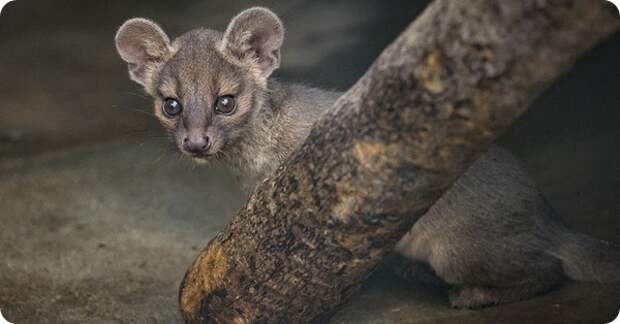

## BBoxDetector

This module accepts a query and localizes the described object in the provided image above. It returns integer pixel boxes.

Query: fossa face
[116,8,284,162]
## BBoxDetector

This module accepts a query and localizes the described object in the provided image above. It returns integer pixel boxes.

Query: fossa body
[115,7,620,309]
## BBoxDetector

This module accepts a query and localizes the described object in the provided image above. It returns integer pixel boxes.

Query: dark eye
[214,95,236,115]
[162,98,183,117]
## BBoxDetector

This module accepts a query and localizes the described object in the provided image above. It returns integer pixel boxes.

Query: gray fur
[115,7,620,309]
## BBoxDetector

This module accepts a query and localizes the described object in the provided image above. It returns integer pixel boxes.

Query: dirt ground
[1,1,619,323]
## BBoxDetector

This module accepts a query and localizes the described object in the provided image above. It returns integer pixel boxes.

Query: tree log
[179,0,619,322]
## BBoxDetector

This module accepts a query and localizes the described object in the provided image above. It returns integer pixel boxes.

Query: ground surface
[1,1,619,323]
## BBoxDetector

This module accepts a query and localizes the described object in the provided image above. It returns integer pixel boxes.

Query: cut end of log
[179,243,234,323]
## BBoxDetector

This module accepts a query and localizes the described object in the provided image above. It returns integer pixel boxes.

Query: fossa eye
[162,98,183,117]
[214,95,236,115]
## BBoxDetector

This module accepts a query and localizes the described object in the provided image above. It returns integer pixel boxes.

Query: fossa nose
[183,134,210,155]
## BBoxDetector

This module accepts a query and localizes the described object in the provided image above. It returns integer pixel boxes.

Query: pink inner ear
[241,31,281,76]
[118,40,146,64]
[127,62,147,84]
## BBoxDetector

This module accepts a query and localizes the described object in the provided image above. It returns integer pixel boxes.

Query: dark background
[0,1,618,323]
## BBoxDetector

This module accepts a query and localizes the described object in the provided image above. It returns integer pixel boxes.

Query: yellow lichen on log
[180,244,229,317]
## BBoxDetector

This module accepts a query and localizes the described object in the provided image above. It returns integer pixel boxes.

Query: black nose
[183,136,210,154]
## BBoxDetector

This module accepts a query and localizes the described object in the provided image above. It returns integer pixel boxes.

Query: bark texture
[179,1,619,322]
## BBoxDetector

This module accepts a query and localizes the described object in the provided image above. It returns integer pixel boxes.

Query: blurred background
[0,1,618,323]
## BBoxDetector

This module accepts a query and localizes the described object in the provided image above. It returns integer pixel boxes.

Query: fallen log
[179,0,619,322]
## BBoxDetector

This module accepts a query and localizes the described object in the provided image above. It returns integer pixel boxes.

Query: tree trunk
[179,0,619,322]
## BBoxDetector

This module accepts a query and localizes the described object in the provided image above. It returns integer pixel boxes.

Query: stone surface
[0,140,245,323]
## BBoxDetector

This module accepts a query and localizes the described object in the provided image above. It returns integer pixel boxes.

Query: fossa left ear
[220,7,284,79]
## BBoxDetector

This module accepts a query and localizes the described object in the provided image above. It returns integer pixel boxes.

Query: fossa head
[115,7,284,162]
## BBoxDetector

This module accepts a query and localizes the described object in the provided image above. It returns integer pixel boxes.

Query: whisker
[112,105,156,119]
[153,145,175,164]
[150,136,175,140]
[123,91,149,99]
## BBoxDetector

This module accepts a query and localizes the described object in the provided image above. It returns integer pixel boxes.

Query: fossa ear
[220,7,284,79]
[115,18,172,89]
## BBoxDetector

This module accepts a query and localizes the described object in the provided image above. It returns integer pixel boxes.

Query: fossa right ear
[115,18,172,91]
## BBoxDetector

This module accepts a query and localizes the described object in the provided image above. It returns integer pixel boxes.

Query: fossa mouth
[191,156,210,165]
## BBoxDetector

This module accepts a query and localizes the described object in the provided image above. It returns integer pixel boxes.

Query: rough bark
[179,0,619,322]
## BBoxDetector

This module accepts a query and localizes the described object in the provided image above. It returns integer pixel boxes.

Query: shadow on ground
[1,1,619,323]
